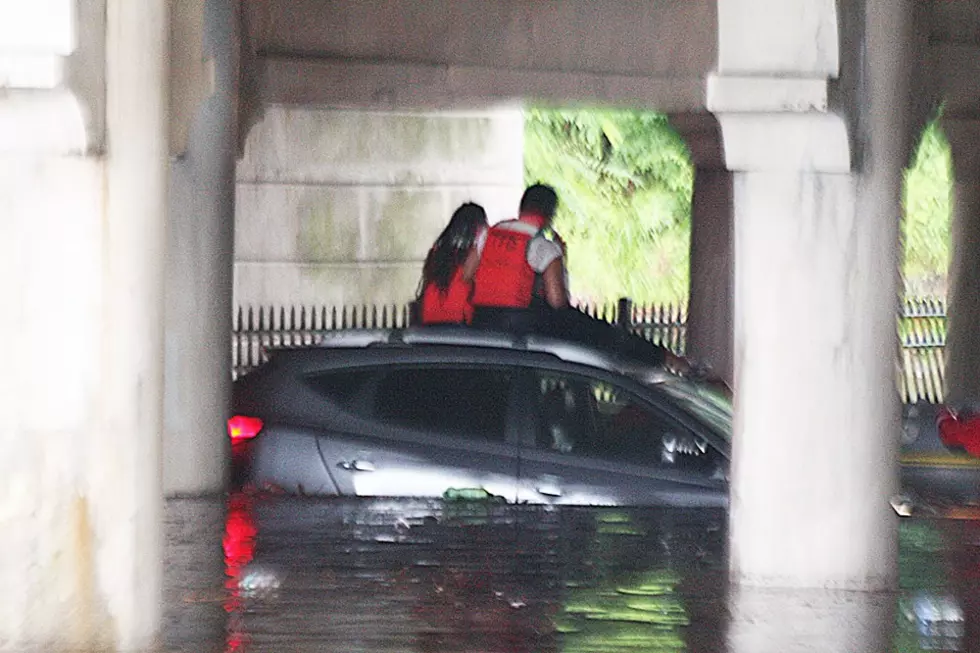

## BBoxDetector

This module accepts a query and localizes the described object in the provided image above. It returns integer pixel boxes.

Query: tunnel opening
[523,107,694,309]
[902,115,953,302]
[233,105,695,314]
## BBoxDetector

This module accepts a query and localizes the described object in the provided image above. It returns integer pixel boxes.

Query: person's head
[518,183,559,227]
[421,202,488,292]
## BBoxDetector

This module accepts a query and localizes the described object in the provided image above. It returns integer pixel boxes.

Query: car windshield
[651,378,733,441]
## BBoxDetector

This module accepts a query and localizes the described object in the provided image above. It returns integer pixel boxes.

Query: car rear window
[373,366,514,443]
[303,370,373,411]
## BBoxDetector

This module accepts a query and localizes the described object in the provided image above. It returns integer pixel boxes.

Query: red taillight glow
[228,415,263,441]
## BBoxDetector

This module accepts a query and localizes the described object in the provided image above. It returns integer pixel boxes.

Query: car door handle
[536,476,562,497]
[337,460,375,472]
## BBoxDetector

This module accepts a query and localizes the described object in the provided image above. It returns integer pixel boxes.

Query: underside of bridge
[2,0,980,650]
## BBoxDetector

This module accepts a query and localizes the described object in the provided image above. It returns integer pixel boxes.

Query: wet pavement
[160,492,980,653]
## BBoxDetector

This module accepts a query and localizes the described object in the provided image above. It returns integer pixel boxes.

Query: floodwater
[164,493,980,653]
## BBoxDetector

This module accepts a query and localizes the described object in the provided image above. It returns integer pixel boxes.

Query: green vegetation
[525,108,954,305]
[902,117,953,299]
[524,108,694,305]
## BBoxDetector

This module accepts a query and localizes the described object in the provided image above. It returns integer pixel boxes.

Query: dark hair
[519,183,558,222]
[420,202,488,294]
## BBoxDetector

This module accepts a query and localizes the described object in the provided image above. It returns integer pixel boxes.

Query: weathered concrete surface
[729,171,901,589]
[687,169,734,385]
[925,2,980,409]
[243,0,714,112]
[0,0,170,649]
[714,0,913,590]
[726,586,896,653]
[718,0,839,76]
[164,0,236,496]
[944,120,980,407]
[234,107,523,307]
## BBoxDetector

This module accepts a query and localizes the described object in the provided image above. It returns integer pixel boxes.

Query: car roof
[258,326,734,447]
[267,325,677,384]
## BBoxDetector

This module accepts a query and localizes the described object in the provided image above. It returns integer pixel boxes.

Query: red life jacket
[471,220,540,309]
[421,268,474,324]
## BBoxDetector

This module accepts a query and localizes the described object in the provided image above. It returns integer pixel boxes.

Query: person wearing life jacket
[466,184,696,375]
[467,184,568,333]
[417,202,489,325]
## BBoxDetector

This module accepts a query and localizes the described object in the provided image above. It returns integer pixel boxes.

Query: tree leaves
[526,106,952,305]
[902,117,952,299]
[524,107,694,304]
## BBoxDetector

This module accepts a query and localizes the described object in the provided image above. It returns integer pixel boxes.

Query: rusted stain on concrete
[68,494,116,651]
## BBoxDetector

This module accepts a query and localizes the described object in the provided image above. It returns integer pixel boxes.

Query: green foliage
[902,118,953,298]
[524,107,953,305]
[523,108,694,305]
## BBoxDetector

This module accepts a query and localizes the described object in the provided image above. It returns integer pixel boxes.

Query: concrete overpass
[2,0,980,650]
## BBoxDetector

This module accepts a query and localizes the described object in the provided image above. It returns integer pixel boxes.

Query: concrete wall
[234,106,524,308]
[244,0,714,114]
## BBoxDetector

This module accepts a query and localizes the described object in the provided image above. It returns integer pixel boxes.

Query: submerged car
[229,326,980,508]
[230,326,732,508]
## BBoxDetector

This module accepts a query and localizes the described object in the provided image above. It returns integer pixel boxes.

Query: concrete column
[711,0,913,590]
[943,120,980,408]
[725,587,894,653]
[687,169,734,384]
[728,169,901,589]
[0,0,169,650]
[164,0,237,495]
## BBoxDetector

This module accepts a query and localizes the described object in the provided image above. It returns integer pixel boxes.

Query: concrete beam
[946,119,980,181]
[927,43,980,119]
[170,0,211,158]
[928,0,980,45]
[259,55,706,113]
[717,0,839,76]
[245,0,716,80]
[668,112,725,170]
[687,169,733,384]
[713,112,851,174]
[707,76,829,113]
[943,119,980,407]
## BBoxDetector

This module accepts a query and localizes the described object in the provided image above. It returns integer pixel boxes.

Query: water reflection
[162,494,980,653]
[896,520,970,652]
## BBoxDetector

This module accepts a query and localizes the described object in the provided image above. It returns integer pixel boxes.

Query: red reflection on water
[223,493,257,652]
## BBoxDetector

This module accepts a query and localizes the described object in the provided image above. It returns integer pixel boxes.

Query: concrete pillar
[0,0,169,650]
[725,587,894,653]
[727,169,901,589]
[164,0,236,495]
[943,120,980,408]
[687,169,734,384]
[711,0,913,590]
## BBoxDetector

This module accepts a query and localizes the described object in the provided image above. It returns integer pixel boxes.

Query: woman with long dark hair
[418,202,489,325]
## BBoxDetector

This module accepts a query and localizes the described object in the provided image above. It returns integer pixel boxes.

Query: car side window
[303,370,374,412]
[373,366,514,443]
[533,371,721,477]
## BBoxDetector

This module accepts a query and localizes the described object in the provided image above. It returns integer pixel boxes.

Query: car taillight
[228,415,263,441]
